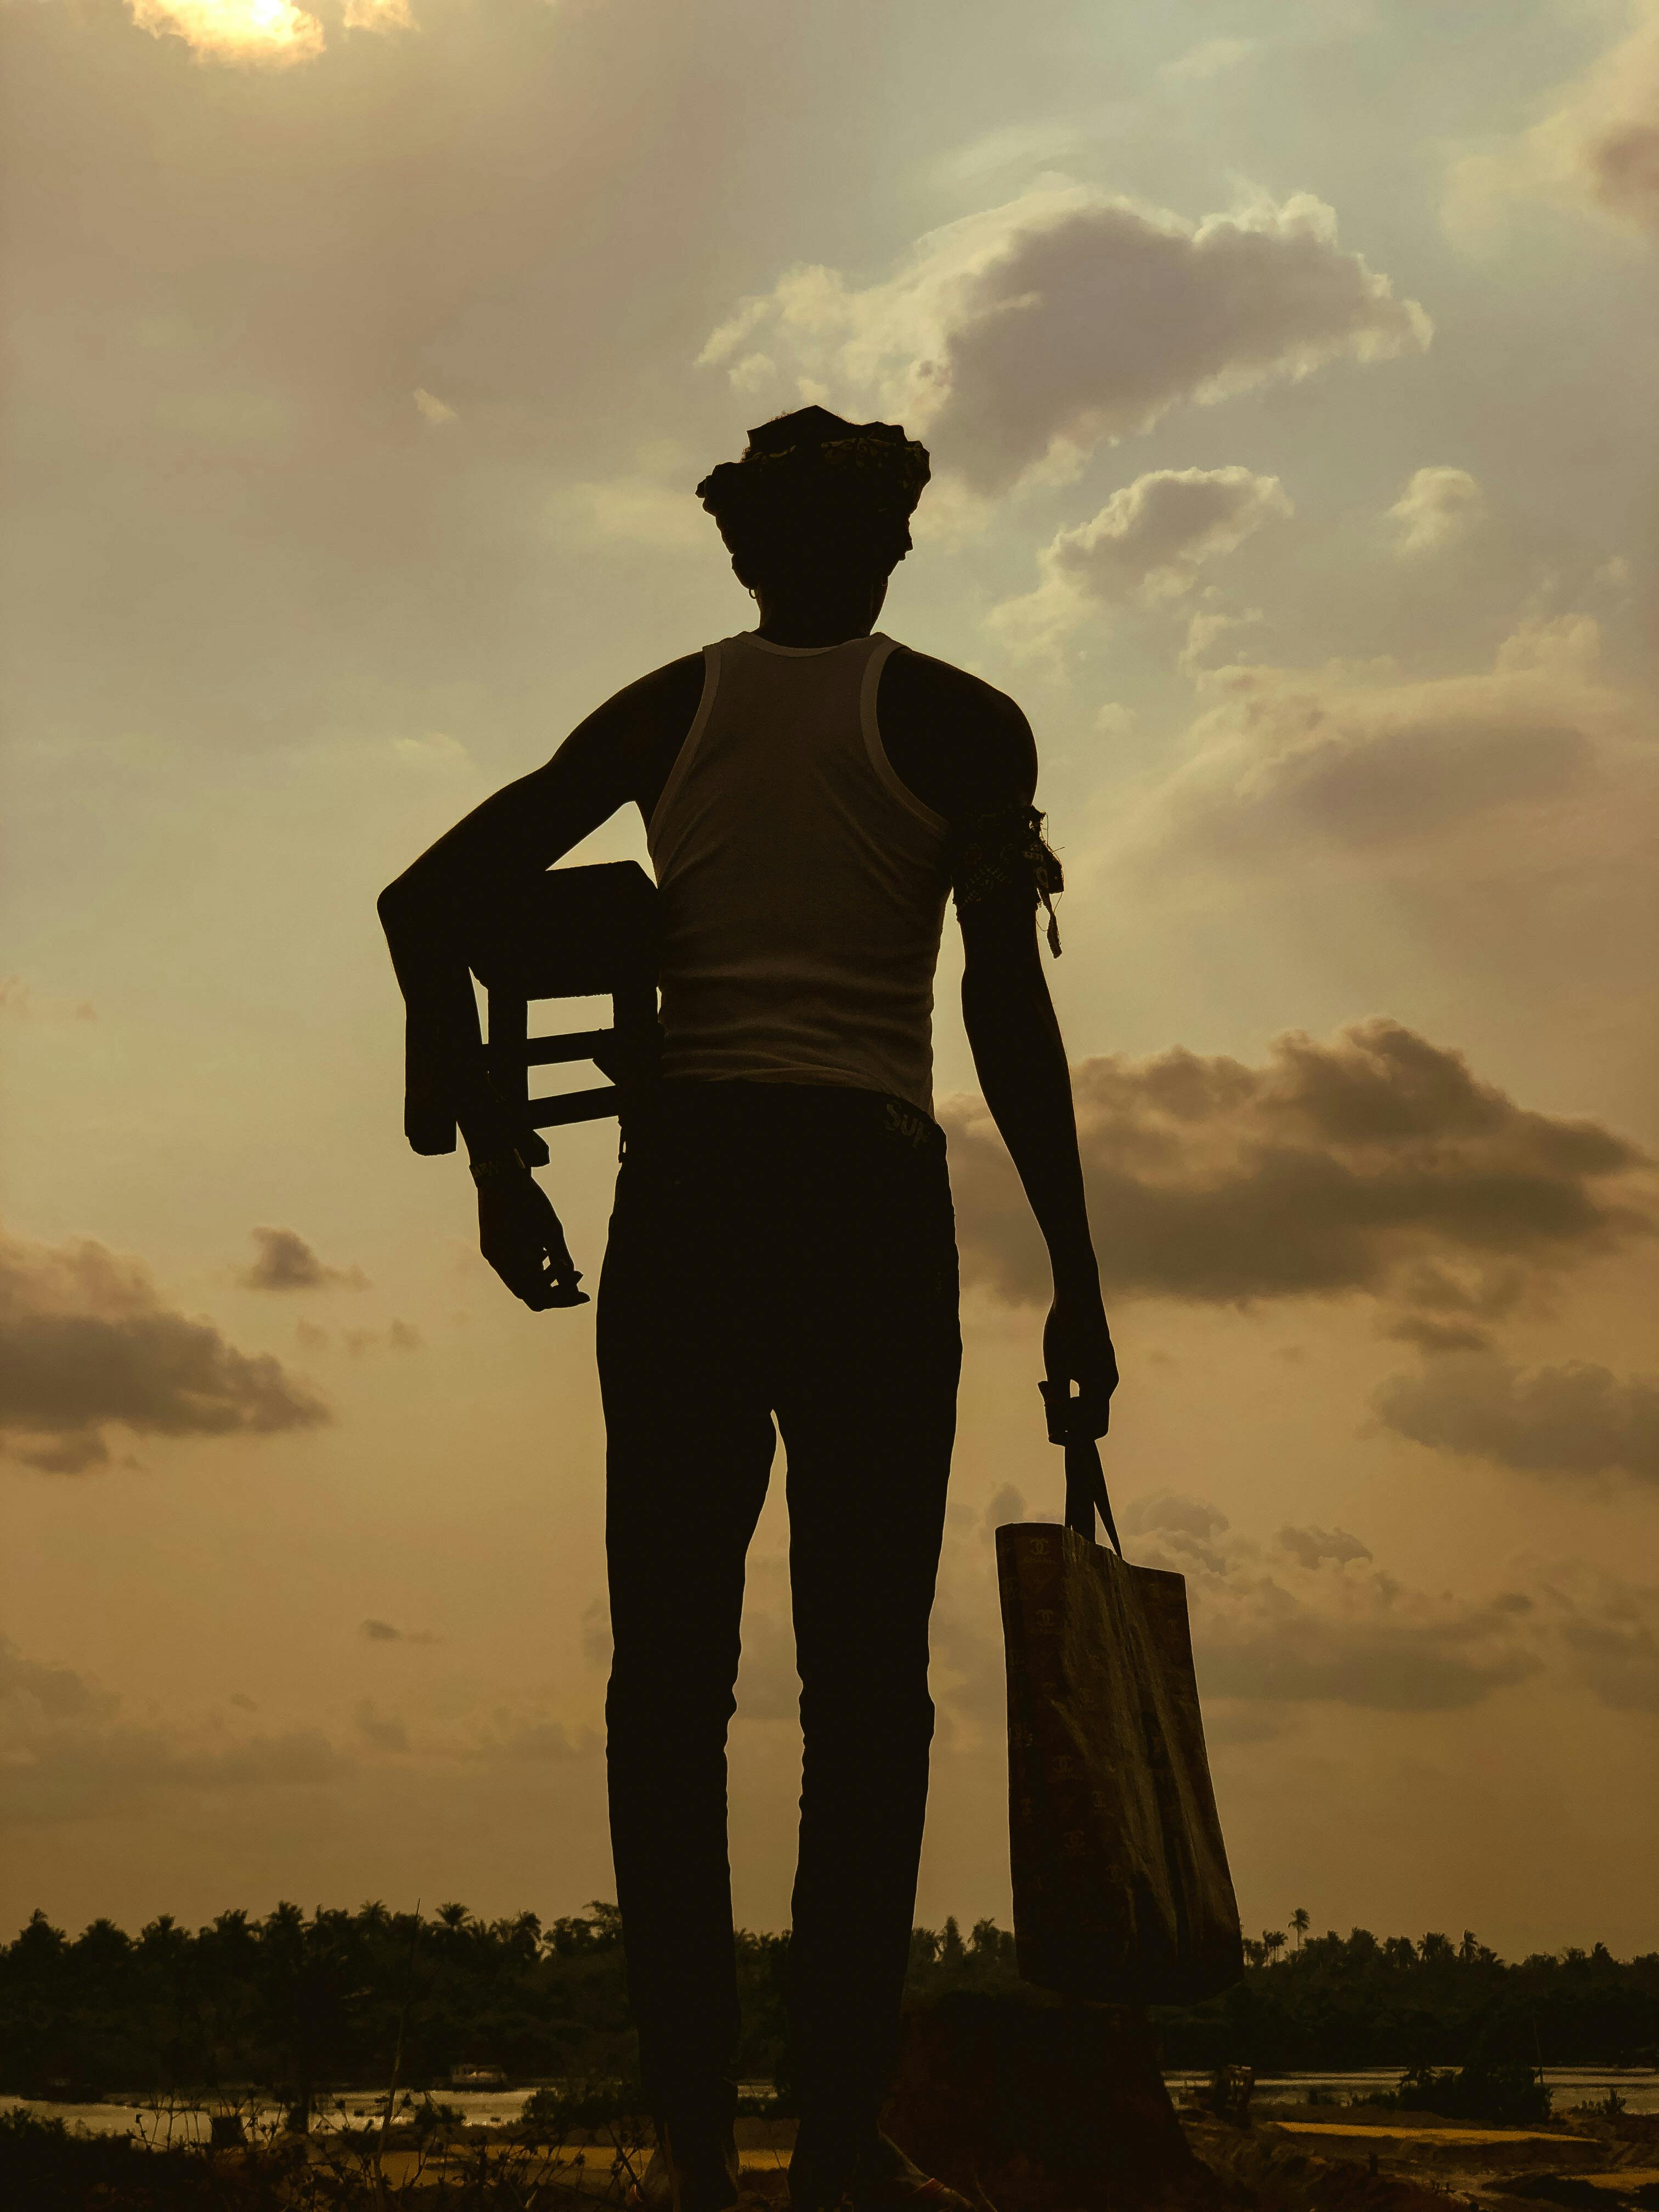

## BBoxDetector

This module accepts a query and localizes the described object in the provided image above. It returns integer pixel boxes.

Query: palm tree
[1290,1908,1310,1950]
[1262,1931,1286,1966]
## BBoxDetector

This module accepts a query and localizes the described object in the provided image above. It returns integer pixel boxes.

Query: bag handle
[1064,1434,1124,1555]
[1040,1381,1124,1555]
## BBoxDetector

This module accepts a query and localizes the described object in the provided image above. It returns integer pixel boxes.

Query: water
[5,2070,1657,2140]
[1165,2069,1659,2115]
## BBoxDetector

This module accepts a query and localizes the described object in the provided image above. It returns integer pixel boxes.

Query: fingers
[486,1241,588,1311]
[1040,1367,1119,1444]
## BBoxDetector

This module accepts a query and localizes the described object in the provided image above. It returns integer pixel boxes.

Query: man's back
[646,630,952,1114]
[613,640,1036,837]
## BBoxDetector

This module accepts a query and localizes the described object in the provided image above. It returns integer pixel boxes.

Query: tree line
[2,1902,1655,2104]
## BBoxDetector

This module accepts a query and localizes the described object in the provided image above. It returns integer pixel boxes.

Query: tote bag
[996,1434,1244,2005]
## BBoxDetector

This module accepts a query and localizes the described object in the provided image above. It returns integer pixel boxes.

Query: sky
[2,0,1657,1961]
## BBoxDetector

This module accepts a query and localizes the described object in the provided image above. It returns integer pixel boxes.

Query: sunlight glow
[128,0,325,64]
[127,0,414,66]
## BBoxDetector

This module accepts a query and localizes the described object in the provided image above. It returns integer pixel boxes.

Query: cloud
[1375,1352,1659,1483]
[238,1227,368,1294]
[126,0,327,66]
[0,1637,346,1826]
[1386,466,1485,554]
[412,387,456,426]
[991,467,1291,654]
[391,732,473,774]
[553,473,710,554]
[1162,37,1256,83]
[1449,3,1659,237]
[361,1618,439,1645]
[1178,606,1263,672]
[123,0,413,67]
[1125,1505,1545,1712]
[1128,614,1651,874]
[1,1228,331,1474]
[1535,1562,1659,1713]
[0,978,95,1024]
[1276,1524,1374,1570]
[940,1018,1651,1308]
[935,1498,1657,1751]
[469,1715,595,1762]
[948,1498,1551,1724]
[699,183,1430,495]
[1385,1313,1494,1355]
[353,1701,410,1753]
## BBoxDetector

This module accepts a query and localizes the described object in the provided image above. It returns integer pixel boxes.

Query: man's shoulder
[881,644,1036,818]
[601,651,707,730]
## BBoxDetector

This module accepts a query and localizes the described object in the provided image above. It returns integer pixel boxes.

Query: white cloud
[1162,37,1256,83]
[699,183,1430,495]
[992,467,1291,656]
[127,0,327,66]
[554,473,709,554]
[123,0,414,65]
[1179,605,1263,671]
[1449,3,1659,238]
[391,731,472,772]
[1386,465,1485,554]
[1127,613,1651,874]
[413,387,456,426]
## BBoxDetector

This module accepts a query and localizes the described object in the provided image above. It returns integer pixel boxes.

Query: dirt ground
[345,2107,1659,2208]
[1181,2107,1659,2210]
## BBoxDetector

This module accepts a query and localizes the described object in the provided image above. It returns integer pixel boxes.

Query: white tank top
[646,631,949,1115]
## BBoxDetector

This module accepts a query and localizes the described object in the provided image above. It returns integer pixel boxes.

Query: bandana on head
[697,405,932,529]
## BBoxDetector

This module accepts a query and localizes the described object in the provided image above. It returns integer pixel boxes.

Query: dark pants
[597,1080,961,2140]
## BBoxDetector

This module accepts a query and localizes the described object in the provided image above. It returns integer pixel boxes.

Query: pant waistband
[622,1078,946,1158]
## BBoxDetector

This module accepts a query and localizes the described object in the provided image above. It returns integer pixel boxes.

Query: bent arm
[377,740,621,1161]
[376,659,693,1162]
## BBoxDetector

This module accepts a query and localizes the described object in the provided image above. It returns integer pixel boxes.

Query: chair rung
[528,1087,621,1128]
[494,1030,612,1070]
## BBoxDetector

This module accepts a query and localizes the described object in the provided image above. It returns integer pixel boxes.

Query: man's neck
[752,582,886,647]
[754,611,874,647]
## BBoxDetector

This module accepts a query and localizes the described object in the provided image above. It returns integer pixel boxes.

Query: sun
[126,0,411,67]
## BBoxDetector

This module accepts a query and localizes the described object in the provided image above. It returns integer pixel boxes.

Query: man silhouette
[379,407,1116,2212]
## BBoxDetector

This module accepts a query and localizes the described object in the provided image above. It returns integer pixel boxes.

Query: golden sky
[3,0,1656,1956]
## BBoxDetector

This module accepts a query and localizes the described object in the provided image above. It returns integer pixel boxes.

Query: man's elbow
[960,904,1044,983]
[377,872,420,935]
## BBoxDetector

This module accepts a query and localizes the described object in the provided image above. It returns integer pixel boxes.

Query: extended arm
[961,894,1118,1438]
[891,661,1114,1437]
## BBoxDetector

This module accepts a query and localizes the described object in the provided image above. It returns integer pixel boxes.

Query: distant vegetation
[1151,1925,1659,2073]
[2,1903,1655,2104]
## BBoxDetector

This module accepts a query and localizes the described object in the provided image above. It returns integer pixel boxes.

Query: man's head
[697,406,931,607]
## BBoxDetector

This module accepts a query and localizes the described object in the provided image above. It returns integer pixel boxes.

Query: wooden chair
[466,861,661,1149]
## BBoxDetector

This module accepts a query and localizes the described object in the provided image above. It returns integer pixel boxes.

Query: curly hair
[697,405,931,592]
